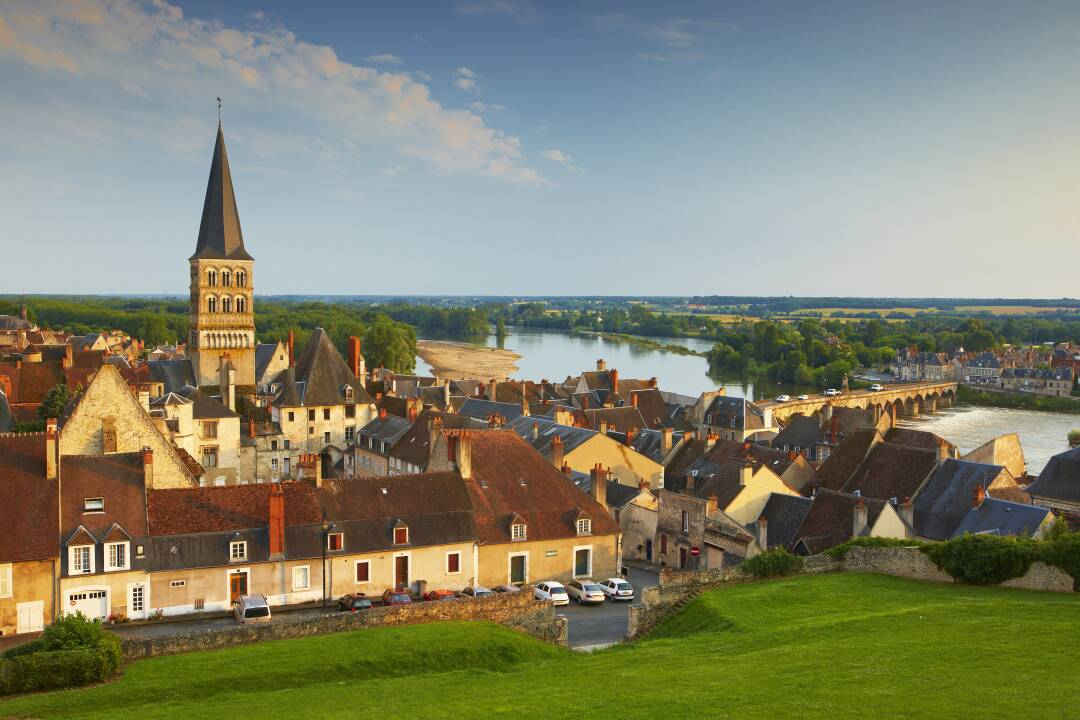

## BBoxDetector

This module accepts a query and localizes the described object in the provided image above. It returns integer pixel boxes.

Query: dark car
[337,593,373,612]
[382,588,413,606]
[424,589,458,602]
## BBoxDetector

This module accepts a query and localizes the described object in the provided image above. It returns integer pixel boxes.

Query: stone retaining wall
[121,591,566,659]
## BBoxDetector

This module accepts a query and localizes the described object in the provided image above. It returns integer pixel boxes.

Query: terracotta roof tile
[0,433,57,562]
[147,481,322,535]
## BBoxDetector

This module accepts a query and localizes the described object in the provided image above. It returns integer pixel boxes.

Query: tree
[139,315,172,347]
[363,317,417,374]
[39,383,79,421]
[496,317,507,337]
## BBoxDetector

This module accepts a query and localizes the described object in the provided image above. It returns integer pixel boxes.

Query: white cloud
[470,101,505,113]
[0,1,544,185]
[364,53,402,65]
[540,148,582,174]
[453,66,479,93]
[591,13,734,62]
[455,0,541,25]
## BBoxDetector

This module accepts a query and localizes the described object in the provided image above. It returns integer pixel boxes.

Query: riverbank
[568,329,705,356]
[415,340,521,381]
[957,385,1080,415]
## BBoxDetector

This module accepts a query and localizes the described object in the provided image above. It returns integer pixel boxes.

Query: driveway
[561,567,658,650]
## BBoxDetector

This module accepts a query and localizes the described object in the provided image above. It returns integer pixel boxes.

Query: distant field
[4,573,1079,719]
[789,307,936,316]
[955,305,1080,315]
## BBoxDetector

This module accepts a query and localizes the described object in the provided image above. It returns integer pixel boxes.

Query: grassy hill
[4,573,1079,719]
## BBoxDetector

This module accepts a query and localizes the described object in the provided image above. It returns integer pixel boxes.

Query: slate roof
[704,395,767,430]
[357,413,412,447]
[0,315,31,331]
[884,427,956,456]
[505,415,599,457]
[387,409,485,470]
[572,473,641,509]
[190,123,253,261]
[458,398,525,423]
[773,414,820,450]
[583,406,648,433]
[176,385,238,419]
[950,499,1051,538]
[840,442,937,501]
[273,328,373,408]
[147,482,322,535]
[625,427,681,463]
[60,453,148,541]
[0,433,57,563]
[913,459,1009,540]
[626,388,671,429]
[754,493,813,550]
[810,429,881,493]
[148,359,197,395]
[255,342,285,383]
[1027,445,1080,503]
[793,488,887,555]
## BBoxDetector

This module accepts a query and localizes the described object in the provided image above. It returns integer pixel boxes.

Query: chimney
[756,516,768,550]
[429,415,443,450]
[488,380,497,401]
[287,331,295,367]
[561,462,572,480]
[973,484,986,509]
[63,344,73,369]
[853,498,868,537]
[141,446,153,487]
[477,382,485,399]
[347,336,361,378]
[626,426,637,446]
[532,421,539,441]
[630,392,638,407]
[787,450,797,462]
[899,497,914,538]
[408,405,418,422]
[686,472,695,491]
[830,414,838,445]
[378,406,387,420]
[648,377,657,389]
[138,389,150,414]
[598,420,609,435]
[707,493,719,515]
[456,433,472,479]
[661,427,673,455]
[45,418,58,480]
[590,464,607,510]
[268,483,286,559]
[739,461,752,487]
[610,368,619,395]
[596,358,606,371]
[443,381,451,408]
[0,375,11,400]
[706,433,718,449]
[937,442,951,465]
[821,402,833,429]
[249,418,256,438]
[551,434,564,469]
[20,304,27,321]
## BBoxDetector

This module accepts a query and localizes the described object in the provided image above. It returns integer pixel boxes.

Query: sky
[2,0,1080,297]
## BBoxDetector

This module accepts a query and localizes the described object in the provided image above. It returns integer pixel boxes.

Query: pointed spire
[191,122,253,261]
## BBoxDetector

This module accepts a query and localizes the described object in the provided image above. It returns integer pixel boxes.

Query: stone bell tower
[188,122,256,388]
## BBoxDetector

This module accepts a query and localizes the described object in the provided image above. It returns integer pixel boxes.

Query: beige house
[151,386,241,485]
[961,433,1026,480]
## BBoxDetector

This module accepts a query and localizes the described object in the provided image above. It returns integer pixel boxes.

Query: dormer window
[105,541,129,571]
[511,523,527,541]
[327,532,344,551]
[70,546,93,575]
[84,497,105,513]
[394,526,409,545]
[577,518,592,536]
[344,386,355,403]
[230,541,247,561]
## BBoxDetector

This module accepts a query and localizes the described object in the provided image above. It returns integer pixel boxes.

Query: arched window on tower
[221,269,231,287]
[236,271,246,287]
[207,296,217,313]
[207,269,218,287]
[236,297,246,314]
[222,297,232,313]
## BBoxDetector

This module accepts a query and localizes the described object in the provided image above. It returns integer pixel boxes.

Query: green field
[4,573,1079,719]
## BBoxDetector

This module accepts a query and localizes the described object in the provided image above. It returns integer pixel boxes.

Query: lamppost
[321,522,335,608]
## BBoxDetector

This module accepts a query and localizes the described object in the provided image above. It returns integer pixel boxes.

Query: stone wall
[121,590,565,659]
[839,546,953,583]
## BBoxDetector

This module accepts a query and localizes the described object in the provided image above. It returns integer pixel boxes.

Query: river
[415,328,1076,473]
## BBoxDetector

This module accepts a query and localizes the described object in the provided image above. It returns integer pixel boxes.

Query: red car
[382,588,413,606]
[424,589,457,602]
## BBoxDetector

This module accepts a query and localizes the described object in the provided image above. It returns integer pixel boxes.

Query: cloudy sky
[3,0,1080,297]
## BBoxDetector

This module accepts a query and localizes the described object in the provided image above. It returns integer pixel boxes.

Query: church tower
[188,123,256,388]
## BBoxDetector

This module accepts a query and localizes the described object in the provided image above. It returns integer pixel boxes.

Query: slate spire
[191,122,253,261]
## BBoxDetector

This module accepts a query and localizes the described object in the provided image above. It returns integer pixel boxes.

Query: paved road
[110,604,338,639]
[561,567,658,649]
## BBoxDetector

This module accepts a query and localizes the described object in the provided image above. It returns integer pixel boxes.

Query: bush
[825,536,923,558]
[0,612,123,695]
[923,534,1037,585]
[741,548,803,578]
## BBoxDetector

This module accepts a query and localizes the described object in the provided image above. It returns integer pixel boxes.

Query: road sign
[689,546,700,557]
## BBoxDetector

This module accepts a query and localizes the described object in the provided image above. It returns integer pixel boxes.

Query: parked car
[232,593,272,624]
[796,394,809,401]
[598,578,635,601]
[869,383,885,391]
[774,394,790,403]
[459,585,494,599]
[824,388,840,396]
[566,580,606,605]
[534,581,570,606]
[492,584,522,594]
[381,589,413,606]
[423,589,457,602]
[337,593,373,612]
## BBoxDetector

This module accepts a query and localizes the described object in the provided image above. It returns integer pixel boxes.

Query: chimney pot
[853,497,869,537]
[974,484,986,508]
[660,427,673,455]
[551,434,565,469]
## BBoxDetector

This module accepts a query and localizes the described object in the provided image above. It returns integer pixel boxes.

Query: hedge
[0,641,122,695]
[741,548,803,578]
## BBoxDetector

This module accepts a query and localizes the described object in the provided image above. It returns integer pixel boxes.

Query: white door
[67,589,108,620]
[16,601,44,633]
[128,584,147,620]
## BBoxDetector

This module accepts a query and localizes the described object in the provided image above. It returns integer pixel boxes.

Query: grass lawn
[4,573,1079,719]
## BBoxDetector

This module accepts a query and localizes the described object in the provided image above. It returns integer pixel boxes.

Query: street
[561,567,658,650]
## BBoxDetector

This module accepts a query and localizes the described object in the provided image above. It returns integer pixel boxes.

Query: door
[394,555,409,589]
[645,539,653,561]
[679,546,688,569]
[16,601,44,634]
[574,548,591,578]
[128,584,146,620]
[67,590,108,620]
[510,555,527,585]
[229,573,248,604]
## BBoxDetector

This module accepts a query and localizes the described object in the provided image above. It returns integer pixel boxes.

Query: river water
[415,328,1076,473]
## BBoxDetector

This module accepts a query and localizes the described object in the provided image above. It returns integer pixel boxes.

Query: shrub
[741,548,803,578]
[923,534,1037,585]
[38,612,110,651]
[1040,524,1080,591]
[0,612,123,696]
[824,536,923,559]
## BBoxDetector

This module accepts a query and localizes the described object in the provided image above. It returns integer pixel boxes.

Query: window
[345,404,355,419]
[271,440,278,451]
[355,561,370,583]
[0,563,11,598]
[660,534,668,554]
[511,523,527,541]
[682,510,690,532]
[236,297,246,313]
[236,270,246,287]
[394,527,409,545]
[577,518,592,536]
[170,579,186,588]
[102,419,117,453]
[207,269,217,286]
[84,497,104,512]
[292,566,310,591]
[135,544,145,558]
[327,532,344,551]
[446,552,461,574]
[288,412,295,422]
[270,458,278,471]
[222,297,232,313]
[345,427,355,443]
[284,439,291,449]
[106,541,129,571]
[323,408,331,421]
[70,546,93,575]
[207,296,217,313]
[203,420,218,439]
[345,387,355,403]
[221,269,231,287]
[202,446,218,468]
[230,541,247,561]
[324,432,331,444]
[308,409,315,422]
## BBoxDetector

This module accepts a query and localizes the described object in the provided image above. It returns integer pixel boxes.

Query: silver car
[566,580,606,605]
[598,577,635,601]
[232,593,272,624]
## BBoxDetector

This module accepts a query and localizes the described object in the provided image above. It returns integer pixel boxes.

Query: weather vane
[217,96,222,122]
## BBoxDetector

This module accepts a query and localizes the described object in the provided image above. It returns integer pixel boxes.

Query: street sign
[689,546,700,557]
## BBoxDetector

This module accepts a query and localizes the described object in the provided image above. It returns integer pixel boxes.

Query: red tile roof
[147,481,322,535]
[0,433,58,562]
[61,453,149,540]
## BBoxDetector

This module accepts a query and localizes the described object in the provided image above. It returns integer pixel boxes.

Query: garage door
[16,601,44,634]
[67,590,108,620]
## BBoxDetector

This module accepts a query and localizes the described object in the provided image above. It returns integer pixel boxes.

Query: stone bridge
[755,381,958,424]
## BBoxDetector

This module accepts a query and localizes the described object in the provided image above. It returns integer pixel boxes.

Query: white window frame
[577,518,592,536]
[394,526,409,545]
[105,541,130,571]
[170,579,186,588]
[83,497,104,513]
[511,523,527,541]
[230,541,247,562]
[292,565,311,591]
[0,563,11,598]
[445,551,462,575]
[682,510,690,532]
[70,545,94,575]
[327,532,344,552]
[572,544,593,579]
[354,560,371,584]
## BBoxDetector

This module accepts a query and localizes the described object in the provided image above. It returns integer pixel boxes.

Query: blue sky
[3,0,1080,297]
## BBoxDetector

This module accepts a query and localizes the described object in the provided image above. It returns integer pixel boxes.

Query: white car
[796,394,809,401]
[565,580,606,605]
[869,383,885,392]
[534,581,569,606]
[774,394,790,403]
[824,388,840,397]
[598,578,635,601]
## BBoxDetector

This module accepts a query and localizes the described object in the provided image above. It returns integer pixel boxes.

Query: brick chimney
[561,462,572,479]
[973,484,986,509]
[899,497,914,537]
[45,418,58,480]
[488,380,497,401]
[347,336,362,378]
[0,374,12,401]
[63,344,73,369]
[596,358,606,371]
[686,472,695,492]
[378,406,387,420]
[590,464,607,510]
[648,376,657,389]
[287,330,295,367]
[630,392,638,407]
[756,516,768,550]
[429,415,443,450]
[830,414,839,445]
[456,433,472,479]
[141,446,153,487]
[551,434,564,469]
[937,442,951,465]
[531,420,539,441]
[248,418,256,438]
[610,368,619,395]
[268,483,286,559]
[661,427,673,455]
[853,497,868,537]
[408,404,418,422]
[626,426,637,446]
[707,493,719,515]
